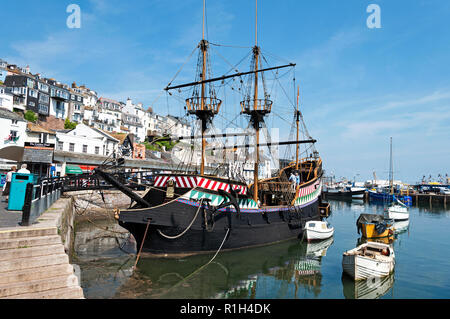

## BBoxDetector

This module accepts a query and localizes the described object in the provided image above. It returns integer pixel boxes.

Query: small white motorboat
[384,197,409,221]
[304,221,334,242]
[342,242,395,281]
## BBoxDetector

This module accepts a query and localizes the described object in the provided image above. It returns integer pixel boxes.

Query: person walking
[3,166,17,203]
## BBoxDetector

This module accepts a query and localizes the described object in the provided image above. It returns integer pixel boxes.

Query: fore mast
[185,0,222,175]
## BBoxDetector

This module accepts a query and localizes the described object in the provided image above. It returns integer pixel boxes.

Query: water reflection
[115,238,333,299]
[342,273,394,299]
[74,198,450,299]
[393,219,410,234]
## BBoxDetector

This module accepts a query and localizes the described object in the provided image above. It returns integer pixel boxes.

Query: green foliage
[143,139,178,151]
[24,110,38,123]
[64,118,78,130]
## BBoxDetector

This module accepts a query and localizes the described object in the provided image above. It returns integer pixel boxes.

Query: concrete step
[0,264,74,285]
[0,235,62,250]
[1,286,84,299]
[0,274,80,298]
[0,253,69,273]
[0,227,57,240]
[0,244,65,261]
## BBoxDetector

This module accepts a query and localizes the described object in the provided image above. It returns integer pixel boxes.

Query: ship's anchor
[203,188,240,232]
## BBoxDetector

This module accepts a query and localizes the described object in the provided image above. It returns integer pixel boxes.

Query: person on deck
[295,171,301,186]
[289,172,296,191]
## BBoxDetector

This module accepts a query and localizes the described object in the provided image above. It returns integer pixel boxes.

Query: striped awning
[65,165,83,175]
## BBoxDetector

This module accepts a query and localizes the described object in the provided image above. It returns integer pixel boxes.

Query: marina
[73,199,450,299]
[0,0,449,305]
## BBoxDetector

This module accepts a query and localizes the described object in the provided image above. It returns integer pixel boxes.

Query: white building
[0,107,27,151]
[122,98,147,142]
[55,123,119,157]
[0,86,14,111]
[165,115,192,138]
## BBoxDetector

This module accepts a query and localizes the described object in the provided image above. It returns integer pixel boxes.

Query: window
[83,145,88,153]
[39,94,49,103]
[10,130,18,139]
[57,141,64,151]
[39,133,48,144]
[29,89,38,98]
[38,104,48,114]
[95,146,99,155]
[69,143,75,152]
[11,120,18,125]
[26,79,35,88]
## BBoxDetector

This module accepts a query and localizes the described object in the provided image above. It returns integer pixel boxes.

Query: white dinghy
[342,242,395,281]
[304,221,334,242]
[385,197,409,221]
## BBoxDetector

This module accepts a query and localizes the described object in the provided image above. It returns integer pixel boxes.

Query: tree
[24,110,38,123]
[64,118,77,130]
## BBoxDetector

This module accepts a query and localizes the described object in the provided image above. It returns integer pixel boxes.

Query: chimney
[72,81,77,88]
[25,65,30,74]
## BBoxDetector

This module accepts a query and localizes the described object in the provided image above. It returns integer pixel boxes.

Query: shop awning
[65,165,83,175]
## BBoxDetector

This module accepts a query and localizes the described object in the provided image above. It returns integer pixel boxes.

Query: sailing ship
[101,1,324,256]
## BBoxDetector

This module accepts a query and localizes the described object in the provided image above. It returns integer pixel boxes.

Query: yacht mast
[389,137,394,195]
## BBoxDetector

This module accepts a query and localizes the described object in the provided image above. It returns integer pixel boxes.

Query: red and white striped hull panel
[154,175,248,195]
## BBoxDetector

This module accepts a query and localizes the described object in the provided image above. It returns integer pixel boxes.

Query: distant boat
[368,137,412,206]
[342,242,395,281]
[385,197,409,221]
[304,221,334,242]
[356,213,394,240]
[324,185,366,199]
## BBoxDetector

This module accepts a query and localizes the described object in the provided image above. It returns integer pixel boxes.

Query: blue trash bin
[7,173,35,211]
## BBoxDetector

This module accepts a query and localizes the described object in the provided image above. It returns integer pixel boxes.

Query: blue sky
[1,0,449,184]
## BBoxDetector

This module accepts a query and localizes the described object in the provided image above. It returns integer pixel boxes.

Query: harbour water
[74,200,450,299]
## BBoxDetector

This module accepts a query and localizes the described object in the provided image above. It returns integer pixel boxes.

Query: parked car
[438,187,450,195]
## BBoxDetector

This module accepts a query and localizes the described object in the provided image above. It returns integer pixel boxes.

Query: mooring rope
[163,227,231,295]
[156,199,204,239]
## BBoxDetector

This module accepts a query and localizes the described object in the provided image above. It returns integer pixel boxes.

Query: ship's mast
[200,0,207,175]
[183,0,221,176]
[296,86,300,170]
[253,0,260,202]
[389,137,394,195]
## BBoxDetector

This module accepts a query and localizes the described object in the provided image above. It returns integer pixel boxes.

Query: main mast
[241,0,272,202]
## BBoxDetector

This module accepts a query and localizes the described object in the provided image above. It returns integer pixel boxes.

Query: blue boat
[368,190,412,206]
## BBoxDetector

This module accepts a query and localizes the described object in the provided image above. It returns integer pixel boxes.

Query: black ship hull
[118,196,320,256]
[323,189,366,199]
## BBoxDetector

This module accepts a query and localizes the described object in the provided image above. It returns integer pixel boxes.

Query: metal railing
[21,178,64,226]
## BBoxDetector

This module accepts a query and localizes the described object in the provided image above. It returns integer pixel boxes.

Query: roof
[0,108,26,122]
[26,122,56,135]
[91,127,120,142]
[99,97,120,104]
[108,133,128,144]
